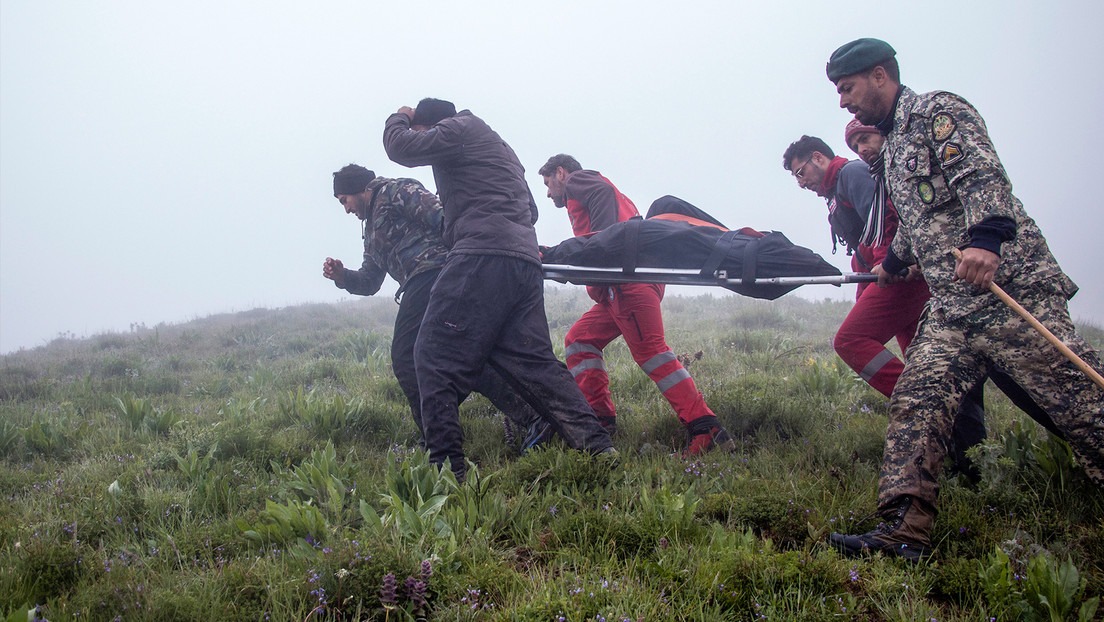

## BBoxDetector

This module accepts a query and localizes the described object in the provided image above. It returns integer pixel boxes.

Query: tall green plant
[979,547,1099,622]
[278,387,364,437]
[272,442,354,525]
[359,451,459,557]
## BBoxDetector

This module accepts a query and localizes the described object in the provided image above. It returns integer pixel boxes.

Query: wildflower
[405,577,428,614]
[380,573,398,607]
[659,537,669,549]
[849,567,859,582]
[421,559,433,581]
[549,504,558,516]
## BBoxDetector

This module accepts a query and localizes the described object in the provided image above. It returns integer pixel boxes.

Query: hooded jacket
[383,110,540,264]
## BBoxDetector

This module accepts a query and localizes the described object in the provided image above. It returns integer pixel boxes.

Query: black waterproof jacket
[383,110,540,264]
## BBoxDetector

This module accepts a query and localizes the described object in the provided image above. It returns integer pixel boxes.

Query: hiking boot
[596,415,617,436]
[520,421,554,454]
[829,496,935,562]
[684,417,736,457]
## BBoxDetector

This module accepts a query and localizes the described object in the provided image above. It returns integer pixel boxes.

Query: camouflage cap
[826,38,896,83]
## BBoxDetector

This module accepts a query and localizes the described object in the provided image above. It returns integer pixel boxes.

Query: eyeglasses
[792,156,814,180]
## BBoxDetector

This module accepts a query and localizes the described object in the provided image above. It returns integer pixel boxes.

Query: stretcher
[539,195,876,300]
[542,264,877,289]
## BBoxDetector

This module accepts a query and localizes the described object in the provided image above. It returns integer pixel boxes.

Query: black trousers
[391,269,542,444]
[414,255,612,477]
[946,364,1064,482]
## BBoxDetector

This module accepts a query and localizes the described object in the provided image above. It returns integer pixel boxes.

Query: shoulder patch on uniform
[932,113,956,142]
[917,180,935,204]
[939,142,965,166]
[906,156,918,172]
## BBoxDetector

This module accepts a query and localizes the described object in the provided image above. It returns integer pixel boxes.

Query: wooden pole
[951,248,1104,391]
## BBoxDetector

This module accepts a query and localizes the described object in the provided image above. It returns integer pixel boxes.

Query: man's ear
[871,66,888,87]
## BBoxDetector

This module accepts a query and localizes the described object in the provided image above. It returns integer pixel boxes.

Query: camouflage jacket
[338,177,447,297]
[884,86,1076,319]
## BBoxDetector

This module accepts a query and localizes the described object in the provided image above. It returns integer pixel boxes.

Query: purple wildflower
[380,573,398,607]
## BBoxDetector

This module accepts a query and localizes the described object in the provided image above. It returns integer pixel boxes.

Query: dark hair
[410,98,456,126]
[538,154,582,177]
[782,136,834,171]
[867,56,900,83]
[332,163,376,197]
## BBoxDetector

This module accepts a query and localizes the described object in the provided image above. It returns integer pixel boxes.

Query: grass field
[1,286,1101,621]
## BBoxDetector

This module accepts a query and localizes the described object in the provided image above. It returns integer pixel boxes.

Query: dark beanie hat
[410,98,456,127]
[826,38,895,82]
[333,164,375,197]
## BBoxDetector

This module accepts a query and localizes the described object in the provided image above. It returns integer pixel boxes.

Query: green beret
[826,38,896,82]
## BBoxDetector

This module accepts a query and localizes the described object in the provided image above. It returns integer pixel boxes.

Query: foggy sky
[2,1,1102,353]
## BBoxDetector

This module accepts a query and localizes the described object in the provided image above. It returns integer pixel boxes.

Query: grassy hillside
[1,286,1102,621]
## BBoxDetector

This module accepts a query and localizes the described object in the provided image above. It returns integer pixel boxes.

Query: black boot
[829,496,935,562]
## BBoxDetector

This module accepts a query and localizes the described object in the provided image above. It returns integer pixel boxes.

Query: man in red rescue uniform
[539,154,734,456]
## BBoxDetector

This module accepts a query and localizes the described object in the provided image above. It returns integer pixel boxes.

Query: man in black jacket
[383,99,614,479]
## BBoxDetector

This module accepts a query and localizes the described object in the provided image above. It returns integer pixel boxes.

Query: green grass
[0,290,1101,621]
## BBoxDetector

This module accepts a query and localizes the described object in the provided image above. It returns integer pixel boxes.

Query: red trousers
[834,277,932,397]
[564,283,714,427]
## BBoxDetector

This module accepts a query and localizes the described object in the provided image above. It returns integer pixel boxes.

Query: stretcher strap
[621,218,641,274]
[742,237,760,284]
[699,230,738,277]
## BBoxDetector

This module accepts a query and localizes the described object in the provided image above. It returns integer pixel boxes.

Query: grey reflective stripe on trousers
[641,350,689,393]
[860,349,898,383]
[569,359,606,377]
[641,350,676,374]
[656,368,691,393]
[566,343,607,378]
[566,342,604,358]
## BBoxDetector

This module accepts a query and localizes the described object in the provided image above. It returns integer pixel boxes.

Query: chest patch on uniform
[906,156,918,172]
[917,180,935,204]
[939,142,964,166]
[932,113,956,142]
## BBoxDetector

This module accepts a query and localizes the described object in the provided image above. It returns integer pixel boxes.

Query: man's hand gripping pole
[952,248,1104,391]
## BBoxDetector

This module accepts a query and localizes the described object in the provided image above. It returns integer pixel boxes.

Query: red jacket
[564,170,641,302]
[564,170,640,236]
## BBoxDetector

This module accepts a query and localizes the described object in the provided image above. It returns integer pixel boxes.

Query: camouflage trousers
[877,286,1104,511]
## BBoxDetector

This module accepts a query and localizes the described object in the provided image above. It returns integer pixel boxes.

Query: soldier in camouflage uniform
[325,164,541,447]
[823,39,1104,561]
